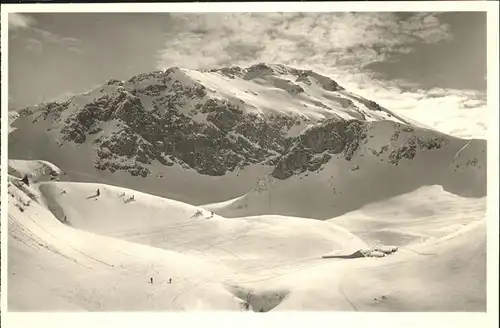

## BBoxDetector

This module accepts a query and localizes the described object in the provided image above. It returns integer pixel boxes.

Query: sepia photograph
[1,2,496,320]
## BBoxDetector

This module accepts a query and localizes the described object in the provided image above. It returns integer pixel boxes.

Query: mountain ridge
[9,63,486,209]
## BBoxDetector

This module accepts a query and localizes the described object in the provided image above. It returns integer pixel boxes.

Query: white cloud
[341,76,487,139]
[25,38,42,53]
[9,14,83,54]
[67,47,84,55]
[156,12,485,139]
[30,28,83,52]
[157,13,451,72]
[9,13,36,30]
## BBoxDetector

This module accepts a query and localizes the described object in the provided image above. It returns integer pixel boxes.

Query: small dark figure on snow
[96,189,100,196]
[241,292,252,311]
[150,277,153,284]
[210,212,214,218]
[63,216,68,222]
[168,278,172,284]
[21,174,29,186]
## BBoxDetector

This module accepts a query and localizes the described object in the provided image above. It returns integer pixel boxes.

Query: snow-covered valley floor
[6,162,486,312]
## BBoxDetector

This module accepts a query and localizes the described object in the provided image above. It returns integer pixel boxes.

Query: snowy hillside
[8,159,62,182]
[204,120,486,219]
[8,111,20,133]
[331,185,486,247]
[7,164,486,311]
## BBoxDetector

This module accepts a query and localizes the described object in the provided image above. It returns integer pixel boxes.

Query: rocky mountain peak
[11,63,434,181]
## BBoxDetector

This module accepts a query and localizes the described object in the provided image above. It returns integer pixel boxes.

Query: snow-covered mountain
[7,63,487,311]
[8,63,486,216]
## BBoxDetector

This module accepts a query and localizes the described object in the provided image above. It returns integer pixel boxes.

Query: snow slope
[36,181,368,269]
[8,159,62,182]
[8,180,255,311]
[204,121,486,219]
[276,219,486,311]
[184,65,404,124]
[7,175,486,311]
[331,185,486,247]
[10,170,392,312]
[8,111,20,133]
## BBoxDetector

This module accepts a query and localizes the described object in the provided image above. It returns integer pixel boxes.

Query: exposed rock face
[45,87,294,177]
[21,101,71,123]
[387,123,451,166]
[272,119,368,179]
[387,135,450,165]
[12,63,453,181]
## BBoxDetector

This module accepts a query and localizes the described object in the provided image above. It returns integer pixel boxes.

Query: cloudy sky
[8,11,487,138]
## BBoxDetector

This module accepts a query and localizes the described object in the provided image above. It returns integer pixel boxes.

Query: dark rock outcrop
[272,119,368,179]
[388,135,450,165]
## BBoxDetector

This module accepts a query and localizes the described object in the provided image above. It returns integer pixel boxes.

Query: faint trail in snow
[68,246,114,267]
[403,248,438,256]
[452,140,472,162]
[20,210,115,268]
[171,277,215,311]
[10,219,90,268]
[463,235,486,265]
[233,256,319,276]
[205,242,243,260]
[225,258,327,284]
[338,275,359,312]
[116,217,206,241]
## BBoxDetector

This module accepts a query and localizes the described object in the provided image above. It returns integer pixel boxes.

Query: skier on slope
[96,189,100,197]
[150,277,154,284]
[21,174,29,186]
